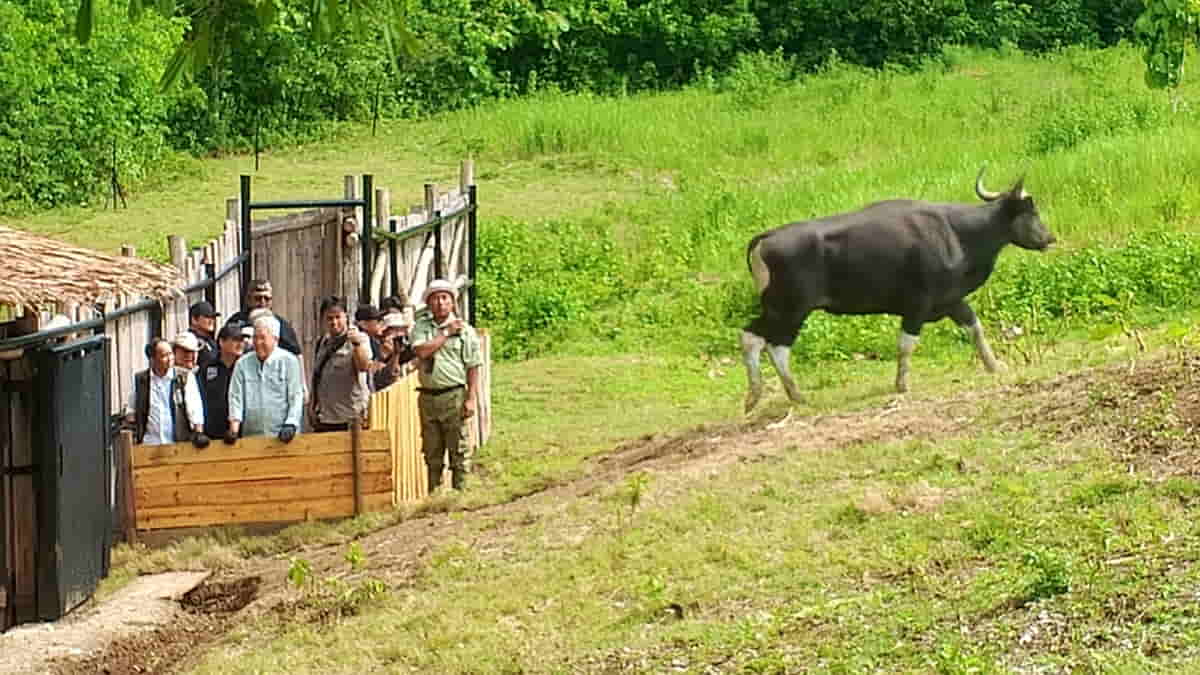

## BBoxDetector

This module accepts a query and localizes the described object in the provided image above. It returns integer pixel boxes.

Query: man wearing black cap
[201,322,245,440]
[355,304,384,360]
[189,300,221,367]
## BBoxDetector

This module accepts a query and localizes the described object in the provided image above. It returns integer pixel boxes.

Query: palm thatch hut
[0,225,181,313]
[0,226,183,633]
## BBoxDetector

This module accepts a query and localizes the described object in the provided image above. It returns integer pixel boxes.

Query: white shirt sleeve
[127,377,137,416]
[184,372,205,430]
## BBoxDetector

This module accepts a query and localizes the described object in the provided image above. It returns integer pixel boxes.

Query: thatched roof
[0,226,183,307]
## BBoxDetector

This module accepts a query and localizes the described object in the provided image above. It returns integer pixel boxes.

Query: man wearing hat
[224,279,302,356]
[126,337,207,447]
[170,332,210,447]
[372,310,415,392]
[411,279,482,491]
[201,323,246,440]
[189,300,220,367]
[355,304,384,360]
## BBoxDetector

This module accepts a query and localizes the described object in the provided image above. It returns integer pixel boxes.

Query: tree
[74,0,412,91]
[1135,0,1200,91]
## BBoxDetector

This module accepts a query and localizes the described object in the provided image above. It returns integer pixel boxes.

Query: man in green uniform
[411,279,482,491]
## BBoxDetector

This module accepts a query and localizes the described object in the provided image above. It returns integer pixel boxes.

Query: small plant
[609,472,652,535]
[284,545,389,624]
[1021,547,1071,602]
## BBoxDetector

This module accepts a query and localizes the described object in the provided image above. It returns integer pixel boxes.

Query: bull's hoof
[894,379,909,394]
[784,385,804,405]
[987,360,1008,373]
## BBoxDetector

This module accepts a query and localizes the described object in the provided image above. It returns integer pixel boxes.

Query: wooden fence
[367,370,427,502]
[129,430,394,531]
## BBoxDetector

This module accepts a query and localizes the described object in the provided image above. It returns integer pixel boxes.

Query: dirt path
[38,351,1200,674]
[0,572,212,675]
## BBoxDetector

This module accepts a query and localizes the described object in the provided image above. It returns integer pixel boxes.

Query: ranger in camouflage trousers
[411,279,482,491]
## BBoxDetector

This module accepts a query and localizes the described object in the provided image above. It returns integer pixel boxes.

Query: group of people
[125,277,483,491]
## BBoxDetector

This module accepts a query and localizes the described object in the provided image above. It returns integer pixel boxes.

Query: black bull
[741,165,1056,413]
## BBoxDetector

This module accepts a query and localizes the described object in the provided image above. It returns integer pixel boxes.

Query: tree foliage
[1135,0,1200,89]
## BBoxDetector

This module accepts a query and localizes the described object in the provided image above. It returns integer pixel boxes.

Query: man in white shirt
[126,337,207,447]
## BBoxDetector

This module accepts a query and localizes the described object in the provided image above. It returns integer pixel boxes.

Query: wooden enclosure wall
[250,208,344,360]
[132,431,394,531]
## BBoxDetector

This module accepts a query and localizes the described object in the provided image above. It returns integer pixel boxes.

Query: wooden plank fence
[131,431,394,530]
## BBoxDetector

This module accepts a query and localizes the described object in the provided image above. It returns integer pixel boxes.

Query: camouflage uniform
[410,314,482,491]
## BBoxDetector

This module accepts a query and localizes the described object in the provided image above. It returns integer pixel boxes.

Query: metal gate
[34,335,111,620]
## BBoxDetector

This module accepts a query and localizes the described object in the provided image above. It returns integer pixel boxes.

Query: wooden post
[460,159,475,193]
[350,418,363,516]
[341,176,361,310]
[423,183,435,218]
[168,235,188,271]
[116,431,137,544]
[376,188,392,300]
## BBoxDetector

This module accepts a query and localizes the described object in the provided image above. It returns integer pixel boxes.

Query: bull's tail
[746,234,771,293]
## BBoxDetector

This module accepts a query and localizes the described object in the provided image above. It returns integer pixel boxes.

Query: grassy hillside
[46,43,1200,673]
[12,45,1200,367]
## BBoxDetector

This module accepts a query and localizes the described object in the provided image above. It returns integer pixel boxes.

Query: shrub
[0,0,186,211]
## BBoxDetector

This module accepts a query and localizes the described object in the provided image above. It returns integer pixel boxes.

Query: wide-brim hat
[422,279,457,305]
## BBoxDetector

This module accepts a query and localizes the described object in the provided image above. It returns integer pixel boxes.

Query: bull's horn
[975,163,1004,202]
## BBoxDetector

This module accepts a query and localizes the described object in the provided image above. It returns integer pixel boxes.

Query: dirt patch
[1002,352,1200,476]
[181,576,261,615]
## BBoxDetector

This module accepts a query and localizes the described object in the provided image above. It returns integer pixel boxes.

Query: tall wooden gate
[250,209,348,358]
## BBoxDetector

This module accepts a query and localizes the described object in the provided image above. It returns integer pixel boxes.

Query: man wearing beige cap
[171,332,210,447]
[411,279,482,491]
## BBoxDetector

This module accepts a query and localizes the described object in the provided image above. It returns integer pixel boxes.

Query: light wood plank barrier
[131,430,394,530]
[367,370,427,503]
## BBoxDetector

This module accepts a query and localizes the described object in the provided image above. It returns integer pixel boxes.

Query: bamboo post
[168,235,187,271]
[376,187,393,300]
[351,418,363,516]
[116,430,137,543]
[460,159,474,193]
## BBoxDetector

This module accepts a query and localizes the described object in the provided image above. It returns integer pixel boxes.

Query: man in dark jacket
[201,323,245,439]
[224,279,302,355]
[189,300,220,367]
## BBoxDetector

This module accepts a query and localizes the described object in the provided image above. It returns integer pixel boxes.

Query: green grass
[29,43,1200,671]
[185,344,1200,673]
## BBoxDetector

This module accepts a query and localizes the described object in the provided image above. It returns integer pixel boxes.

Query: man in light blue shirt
[226,316,304,443]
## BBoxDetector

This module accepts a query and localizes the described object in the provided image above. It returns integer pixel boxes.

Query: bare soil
[35,351,1200,674]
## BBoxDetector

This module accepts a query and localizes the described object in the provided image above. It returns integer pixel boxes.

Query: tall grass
[450,45,1200,360]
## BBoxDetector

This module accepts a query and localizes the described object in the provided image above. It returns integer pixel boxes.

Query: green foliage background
[0,0,1147,211]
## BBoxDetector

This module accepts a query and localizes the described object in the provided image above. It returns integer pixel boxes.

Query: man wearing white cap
[126,337,207,448]
[411,279,482,491]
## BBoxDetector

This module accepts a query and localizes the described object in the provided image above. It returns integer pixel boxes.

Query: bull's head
[975,164,1056,251]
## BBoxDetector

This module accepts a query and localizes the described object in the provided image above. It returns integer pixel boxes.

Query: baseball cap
[189,301,220,318]
[171,332,201,352]
[355,305,382,322]
[217,323,243,340]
